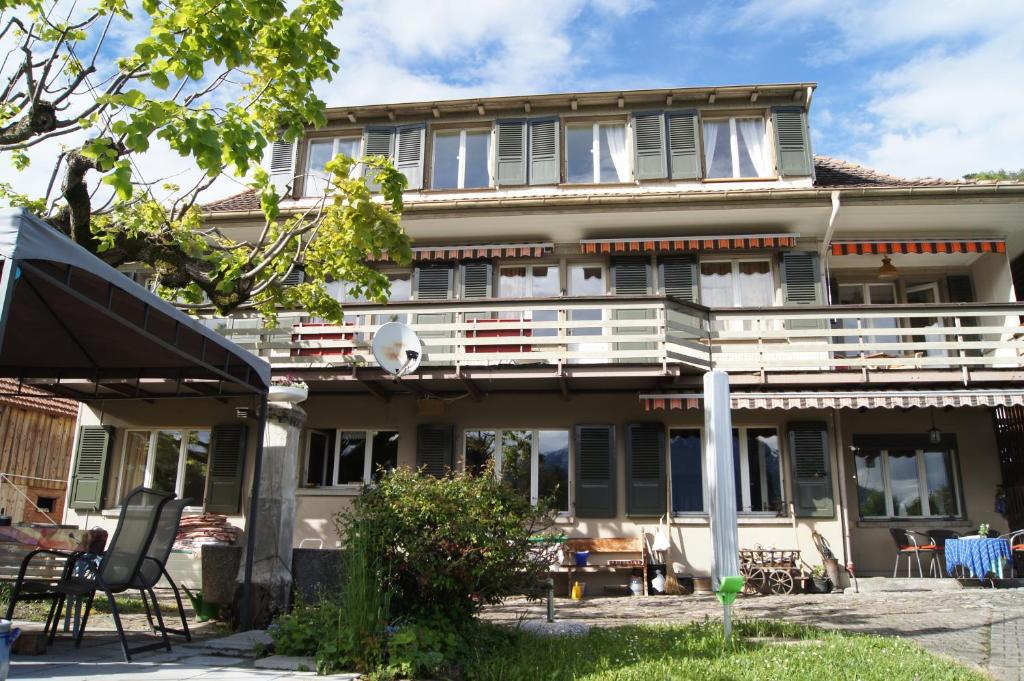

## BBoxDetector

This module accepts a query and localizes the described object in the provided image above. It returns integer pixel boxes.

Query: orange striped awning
[580,234,797,255]
[641,389,1024,411]
[369,242,553,262]
[831,239,1005,256]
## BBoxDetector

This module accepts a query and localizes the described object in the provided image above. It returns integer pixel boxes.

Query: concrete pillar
[703,370,739,590]
[236,398,305,627]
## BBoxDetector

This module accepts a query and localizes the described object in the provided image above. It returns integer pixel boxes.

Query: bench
[555,536,649,596]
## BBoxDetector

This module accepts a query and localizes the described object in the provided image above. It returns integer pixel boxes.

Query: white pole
[704,370,739,591]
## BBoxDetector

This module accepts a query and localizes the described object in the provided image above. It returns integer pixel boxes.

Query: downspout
[240,392,269,631]
[831,407,857,592]
[820,190,841,305]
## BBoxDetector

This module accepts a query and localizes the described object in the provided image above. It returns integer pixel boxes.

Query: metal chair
[133,497,192,642]
[889,528,938,578]
[925,529,961,577]
[46,487,174,661]
[999,530,1024,578]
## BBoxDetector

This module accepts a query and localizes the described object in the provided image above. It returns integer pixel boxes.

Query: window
[113,429,211,506]
[699,259,774,307]
[568,263,607,360]
[734,428,784,514]
[703,117,771,179]
[36,496,57,513]
[835,283,898,357]
[497,265,560,335]
[462,429,570,512]
[431,129,491,189]
[670,429,703,513]
[854,436,961,518]
[566,123,630,183]
[304,429,399,488]
[305,137,361,195]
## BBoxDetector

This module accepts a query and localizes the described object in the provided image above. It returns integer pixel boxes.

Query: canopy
[0,209,269,399]
[641,388,1024,411]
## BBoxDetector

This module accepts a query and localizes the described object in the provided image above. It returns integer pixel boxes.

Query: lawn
[461,620,982,681]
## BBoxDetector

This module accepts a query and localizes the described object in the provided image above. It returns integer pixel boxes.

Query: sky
[2,0,1022,203]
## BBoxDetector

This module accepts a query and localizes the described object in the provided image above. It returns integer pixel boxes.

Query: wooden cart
[739,548,802,595]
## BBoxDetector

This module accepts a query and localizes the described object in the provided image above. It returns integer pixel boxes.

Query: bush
[333,465,557,626]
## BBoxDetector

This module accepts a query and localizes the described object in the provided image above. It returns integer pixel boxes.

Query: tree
[963,169,1024,182]
[0,0,412,322]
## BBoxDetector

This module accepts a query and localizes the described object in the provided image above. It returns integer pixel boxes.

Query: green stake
[716,575,745,646]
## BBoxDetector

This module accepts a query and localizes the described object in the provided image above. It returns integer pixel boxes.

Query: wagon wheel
[742,567,767,596]
[768,569,795,595]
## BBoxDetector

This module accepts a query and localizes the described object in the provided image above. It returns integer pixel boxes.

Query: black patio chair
[134,497,192,642]
[924,529,961,577]
[999,529,1024,578]
[889,528,938,578]
[45,486,174,661]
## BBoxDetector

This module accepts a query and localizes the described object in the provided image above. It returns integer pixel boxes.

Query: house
[0,378,77,524]
[61,83,1024,584]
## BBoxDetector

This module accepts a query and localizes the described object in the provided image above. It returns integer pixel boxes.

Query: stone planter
[269,384,308,404]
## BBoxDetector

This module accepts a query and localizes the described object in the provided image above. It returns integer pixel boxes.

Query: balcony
[203,297,1024,385]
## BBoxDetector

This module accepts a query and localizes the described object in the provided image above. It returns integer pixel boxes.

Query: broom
[655,514,683,595]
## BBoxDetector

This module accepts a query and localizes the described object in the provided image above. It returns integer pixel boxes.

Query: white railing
[202,299,1024,376]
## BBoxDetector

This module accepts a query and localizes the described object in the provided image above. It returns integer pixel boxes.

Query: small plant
[271,375,308,389]
[979,522,990,538]
[811,564,826,577]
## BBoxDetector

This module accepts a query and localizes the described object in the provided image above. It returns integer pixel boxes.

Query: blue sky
[328,0,1024,180]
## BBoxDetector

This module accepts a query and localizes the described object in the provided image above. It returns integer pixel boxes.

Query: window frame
[302,428,399,490]
[114,428,212,509]
[430,127,493,190]
[564,120,631,184]
[460,428,572,514]
[701,115,772,180]
[668,427,707,516]
[303,136,363,196]
[698,256,776,308]
[855,446,964,519]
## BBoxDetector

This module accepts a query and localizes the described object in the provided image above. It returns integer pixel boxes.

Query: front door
[906,282,947,361]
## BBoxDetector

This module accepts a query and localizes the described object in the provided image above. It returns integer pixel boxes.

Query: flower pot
[574,551,590,566]
[269,384,308,404]
[811,576,833,594]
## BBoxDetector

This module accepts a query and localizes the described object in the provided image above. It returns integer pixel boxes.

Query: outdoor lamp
[877,256,899,279]
[928,408,942,445]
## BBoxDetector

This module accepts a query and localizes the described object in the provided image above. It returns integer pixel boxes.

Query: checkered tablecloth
[945,537,1010,581]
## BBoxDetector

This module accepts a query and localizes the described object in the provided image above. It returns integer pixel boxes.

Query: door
[906,282,947,361]
[835,283,898,357]
[568,264,608,362]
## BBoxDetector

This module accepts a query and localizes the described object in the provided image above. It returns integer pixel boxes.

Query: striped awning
[369,242,553,262]
[580,234,797,255]
[831,238,1005,256]
[641,389,1024,411]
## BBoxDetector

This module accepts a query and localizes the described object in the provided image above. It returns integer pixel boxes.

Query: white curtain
[702,122,720,175]
[604,125,630,182]
[738,119,769,178]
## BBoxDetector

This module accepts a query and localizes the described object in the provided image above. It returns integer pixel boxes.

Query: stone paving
[484,584,1024,680]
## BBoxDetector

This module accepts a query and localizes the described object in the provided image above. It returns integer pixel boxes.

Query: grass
[459,619,984,681]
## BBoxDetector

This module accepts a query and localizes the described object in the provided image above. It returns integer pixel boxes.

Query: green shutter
[529,119,559,185]
[788,422,834,518]
[269,140,295,177]
[611,257,650,295]
[69,426,113,511]
[416,424,453,477]
[415,264,453,300]
[461,261,493,299]
[396,125,425,190]
[363,126,395,190]
[205,424,248,513]
[495,120,527,186]
[666,111,701,180]
[632,112,666,180]
[575,425,616,518]
[415,264,453,364]
[772,107,812,176]
[781,251,824,329]
[625,422,665,517]
[659,256,698,302]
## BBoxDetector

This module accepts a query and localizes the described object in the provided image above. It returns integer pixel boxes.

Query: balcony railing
[201,297,1024,377]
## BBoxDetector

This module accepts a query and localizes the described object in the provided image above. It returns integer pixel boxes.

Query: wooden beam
[358,379,391,403]
[460,374,482,402]
[558,374,571,402]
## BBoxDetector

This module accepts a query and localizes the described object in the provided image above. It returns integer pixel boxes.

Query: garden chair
[134,497,192,643]
[45,486,174,661]
[924,529,961,577]
[999,530,1024,578]
[889,528,938,578]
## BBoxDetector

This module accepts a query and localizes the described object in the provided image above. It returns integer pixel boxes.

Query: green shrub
[267,597,326,657]
[333,465,557,627]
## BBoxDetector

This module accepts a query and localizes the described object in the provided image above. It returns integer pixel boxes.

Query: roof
[203,156,1019,216]
[0,378,77,417]
[0,209,270,399]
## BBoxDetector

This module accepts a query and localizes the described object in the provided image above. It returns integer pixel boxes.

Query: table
[945,537,1010,581]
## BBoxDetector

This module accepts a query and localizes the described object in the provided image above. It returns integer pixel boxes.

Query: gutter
[204,183,1024,221]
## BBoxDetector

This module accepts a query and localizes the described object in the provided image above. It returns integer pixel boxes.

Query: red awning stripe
[831,239,1005,256]
[580,234,796,254]
[642,390,1024,411]
[368,243,553,262]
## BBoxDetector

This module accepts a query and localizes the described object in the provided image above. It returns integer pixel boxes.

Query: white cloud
[734,0,1024,179]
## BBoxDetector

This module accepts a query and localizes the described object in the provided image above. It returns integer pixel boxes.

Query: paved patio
[484,582,1024,681]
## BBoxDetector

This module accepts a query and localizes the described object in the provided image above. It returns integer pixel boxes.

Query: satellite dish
[371,322,422,377]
